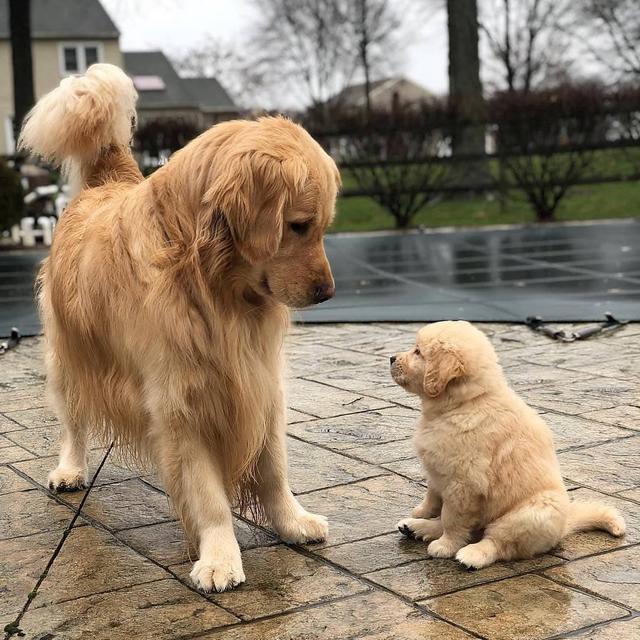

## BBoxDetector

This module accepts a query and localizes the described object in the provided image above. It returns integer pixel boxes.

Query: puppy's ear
[423,341,465,397]
[203,152,308,264]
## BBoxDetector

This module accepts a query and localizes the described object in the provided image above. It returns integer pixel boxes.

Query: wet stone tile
[545,546,640,610]
[287,346,381,378]
[33,526,168,607]
[425,574,628,640]
[77,479,175,531]
[519,378,637,415]
[543,413,634,452]
[581,405,640,432]
[555,617,640,640]
[197,590,473,639]
[119,518,276,567]
[6,424,60,456]
[367,556,514,600]
[290,474,425,548]
[505,364,594,390]
[347,437,415,464]
[3,406,58,429]
[287,406,418,452]
[558,436,640,493]
[304,361,398,395]
[0,466,32,493]
[316,532,433,574]
[0,489,73,540]
[286,437,381,494]
[381,457,426,482]
[0,530,61,618]
[20,579,238,640]
[554,489,640,559]
[0,443,34,464]
[0,413,23,433]
[287,408,316,424]
[287,378,391,418]
[178,545,367,620]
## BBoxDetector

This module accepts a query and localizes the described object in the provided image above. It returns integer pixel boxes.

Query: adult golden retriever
[391,321,625,569]
[20,64,338,592]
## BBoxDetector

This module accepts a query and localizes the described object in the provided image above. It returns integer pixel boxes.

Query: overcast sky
[101,0,450,96]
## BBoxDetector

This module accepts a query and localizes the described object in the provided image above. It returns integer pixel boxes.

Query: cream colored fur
[392,321,625,569]
[20,64,339,592]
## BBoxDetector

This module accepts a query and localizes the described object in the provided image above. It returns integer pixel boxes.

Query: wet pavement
[1,322,639,639]
[2,220,640,337]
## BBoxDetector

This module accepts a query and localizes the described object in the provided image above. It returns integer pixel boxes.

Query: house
[124,50,240,130]
[0,0,122,153]
[331,76,435,112]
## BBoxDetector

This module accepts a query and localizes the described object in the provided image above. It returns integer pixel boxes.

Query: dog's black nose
[390,355,397,365]
[313,283,335,304]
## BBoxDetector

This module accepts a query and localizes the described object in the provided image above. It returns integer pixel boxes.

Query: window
[58,43,103,75]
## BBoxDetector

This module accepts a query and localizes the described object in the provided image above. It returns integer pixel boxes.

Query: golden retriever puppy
[391,321,625,569]
[19,64,339,592]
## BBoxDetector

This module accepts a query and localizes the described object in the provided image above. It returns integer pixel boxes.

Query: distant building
[331,76,435,113]
[0,0,122,153]
[0,1,240,155]
[124,50,240,130]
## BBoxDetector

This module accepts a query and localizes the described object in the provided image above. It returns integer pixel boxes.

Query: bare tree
[576,0,640,80]
[245,0,403,118]
[480,0,573,94]
[171,39,259,107]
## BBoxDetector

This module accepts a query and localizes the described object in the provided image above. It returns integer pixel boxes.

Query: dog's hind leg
[47,370,89,492]
[456,490,567,569]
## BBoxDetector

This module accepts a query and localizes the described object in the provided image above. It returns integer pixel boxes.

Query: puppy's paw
[427,536,460,558]
[608,514,626,537]
[48,466,88,493]
[275,510,328,544]
[190,556,246,593]
[456,543,495,570]
[397,517,442,542]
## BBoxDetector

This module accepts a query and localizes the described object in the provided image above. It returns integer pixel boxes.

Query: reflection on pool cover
[298,220,640,323]
[1,220,639,336]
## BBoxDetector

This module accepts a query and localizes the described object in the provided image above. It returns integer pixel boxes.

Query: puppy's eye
[414,347,421,356]
[289,221,311,235]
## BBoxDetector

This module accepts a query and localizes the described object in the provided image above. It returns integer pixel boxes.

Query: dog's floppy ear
[423,340,465,397]
[203,152,308,264]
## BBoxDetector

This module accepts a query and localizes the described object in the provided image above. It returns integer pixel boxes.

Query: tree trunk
[9,0,35,148]
[447,0,488,187]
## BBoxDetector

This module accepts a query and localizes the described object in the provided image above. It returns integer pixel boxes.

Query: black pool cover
[2,220,640,337]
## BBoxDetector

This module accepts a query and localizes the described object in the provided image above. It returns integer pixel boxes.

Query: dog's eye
[414,347,421,356]
[289,221,311,235]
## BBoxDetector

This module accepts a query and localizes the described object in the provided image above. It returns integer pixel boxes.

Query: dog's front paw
[427,536,460,558]
[48,466,88,492]
[456,542,495,570]
[275,510,328,544]
[397,517,442,542]
[190,555,246,593]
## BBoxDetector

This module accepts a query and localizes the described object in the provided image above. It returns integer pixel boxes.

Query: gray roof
[182,77,237,113]
[124,51,239,113]
[124,51,195,110]
[0,0,119,39]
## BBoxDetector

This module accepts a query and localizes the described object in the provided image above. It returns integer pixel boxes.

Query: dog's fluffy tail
[564,500,625,537]
[19,63,138,193]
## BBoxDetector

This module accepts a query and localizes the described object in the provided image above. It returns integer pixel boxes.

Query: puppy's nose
[313,283,335,304]
[390,355,397,365]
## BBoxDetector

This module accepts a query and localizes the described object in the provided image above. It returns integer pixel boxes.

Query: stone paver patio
[1,322,639,640]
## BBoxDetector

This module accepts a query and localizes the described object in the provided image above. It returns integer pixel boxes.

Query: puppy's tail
[563,500,625,538]
[19,63,140,194]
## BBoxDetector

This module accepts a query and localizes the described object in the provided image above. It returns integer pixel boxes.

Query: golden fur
[20,64,339,592]
[392,321,625,569]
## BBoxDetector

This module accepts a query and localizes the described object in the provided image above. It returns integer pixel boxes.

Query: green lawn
[331,179,640,233]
